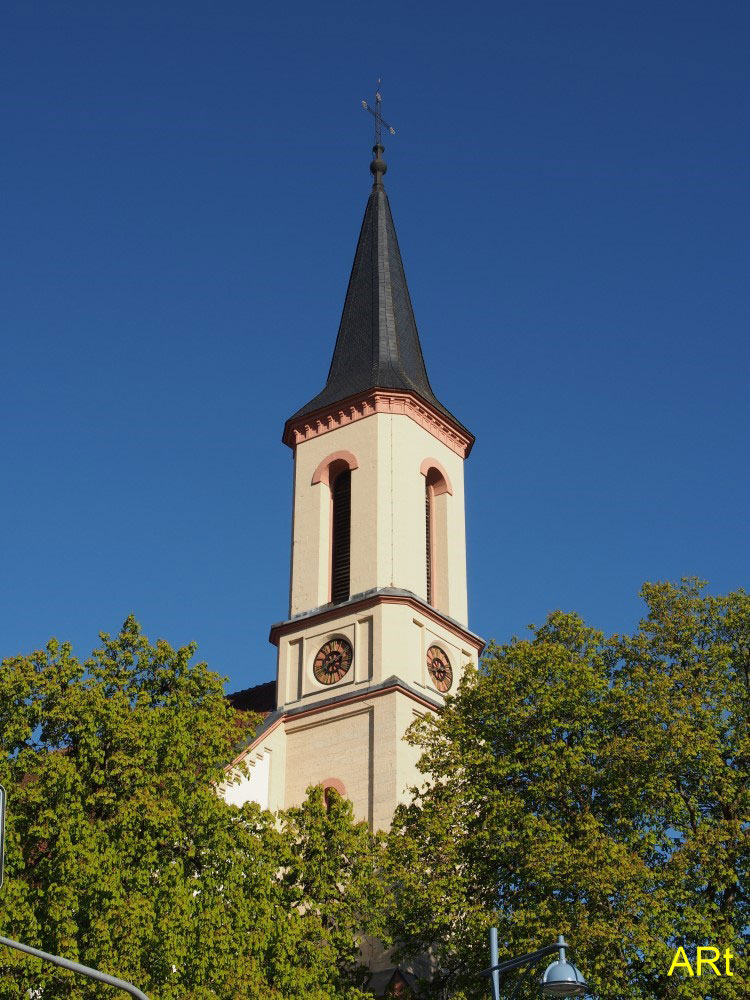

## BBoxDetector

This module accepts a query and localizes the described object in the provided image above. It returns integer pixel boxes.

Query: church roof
[227,679,276,714]
[288,144,468,435]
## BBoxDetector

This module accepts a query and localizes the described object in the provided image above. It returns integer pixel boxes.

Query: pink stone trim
[285,390,474,458]
[311,450,359,486]
[319,777,347,797]
[420,458,453,496]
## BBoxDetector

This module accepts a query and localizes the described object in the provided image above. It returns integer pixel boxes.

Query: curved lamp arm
[481,941,563,978]
[0,935,151,1000]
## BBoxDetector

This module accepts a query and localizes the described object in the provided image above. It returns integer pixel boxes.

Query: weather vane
[361,78,396,147]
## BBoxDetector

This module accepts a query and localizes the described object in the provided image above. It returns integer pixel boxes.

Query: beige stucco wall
[289,416,379,616]
[289,412,468,624]
[388,414,468,624]
[284,700,373,823]
[284,688,434,831]
[222,719,287,813]
[223,689,436,832]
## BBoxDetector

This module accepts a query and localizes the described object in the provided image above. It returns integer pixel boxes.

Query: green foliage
[3,583,746,999]
[272,786,386,1000]
[0,617,379,999]
[385,580,749,999]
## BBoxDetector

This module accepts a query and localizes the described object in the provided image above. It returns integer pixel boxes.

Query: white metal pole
[489,926,500,1000]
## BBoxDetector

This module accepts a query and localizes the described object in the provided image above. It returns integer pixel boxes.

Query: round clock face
[426,645,453,693]
[313,637,353,685]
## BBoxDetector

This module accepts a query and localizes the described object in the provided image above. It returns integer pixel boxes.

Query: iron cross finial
[361,78,396,147]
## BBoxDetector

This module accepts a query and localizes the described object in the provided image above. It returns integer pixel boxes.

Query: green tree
[385,580,749,999]
[270,786,386,1000]
[0,617,379,999]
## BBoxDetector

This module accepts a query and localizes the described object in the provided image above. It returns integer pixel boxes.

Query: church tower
[227,137,483,832]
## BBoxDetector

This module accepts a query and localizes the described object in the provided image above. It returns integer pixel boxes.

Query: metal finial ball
[370,144,387,176]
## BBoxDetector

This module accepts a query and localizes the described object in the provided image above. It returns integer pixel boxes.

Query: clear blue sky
[3,2,748,693]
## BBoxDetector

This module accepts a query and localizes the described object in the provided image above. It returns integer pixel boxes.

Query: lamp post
[481,930,589,1000]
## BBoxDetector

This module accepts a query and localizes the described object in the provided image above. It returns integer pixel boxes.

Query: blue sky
[2,1,748,693]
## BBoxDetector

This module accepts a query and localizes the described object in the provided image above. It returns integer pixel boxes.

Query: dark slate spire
[289,144,467,433]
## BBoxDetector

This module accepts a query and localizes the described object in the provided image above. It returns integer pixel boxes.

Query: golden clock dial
[426,645,453,693]
[313,638,353,685]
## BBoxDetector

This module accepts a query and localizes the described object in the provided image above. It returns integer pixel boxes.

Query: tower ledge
[283,387,474,458]
[268,585,484,652]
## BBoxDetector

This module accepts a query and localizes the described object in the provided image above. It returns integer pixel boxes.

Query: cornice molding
[230,679,442,767]
[283,388,474,458]
[269,588,484,652]
[282,679,441,724]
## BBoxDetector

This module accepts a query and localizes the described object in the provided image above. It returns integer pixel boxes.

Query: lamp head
[540,958,588,997]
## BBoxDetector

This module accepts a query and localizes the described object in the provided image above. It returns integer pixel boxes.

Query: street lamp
[482,930,589,1000]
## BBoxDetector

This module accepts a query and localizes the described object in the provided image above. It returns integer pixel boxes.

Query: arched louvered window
[331,468,351,604]
[425,478,434,605]
[422,461,453,610]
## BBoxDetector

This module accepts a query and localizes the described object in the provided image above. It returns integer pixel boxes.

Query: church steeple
[226,109,484,844]
[287,143,469,438]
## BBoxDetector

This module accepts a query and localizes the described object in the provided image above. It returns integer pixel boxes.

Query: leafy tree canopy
[0,617,379,999]
[385,580,749,1000]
